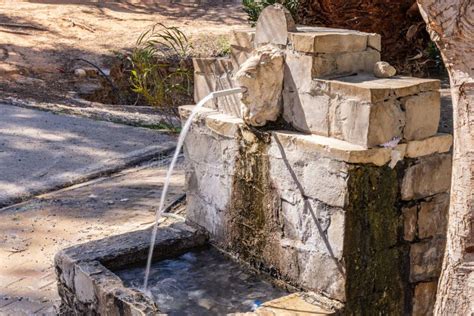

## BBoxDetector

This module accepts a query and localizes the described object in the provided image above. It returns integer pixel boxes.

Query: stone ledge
[272,131,395,166]
[289,26,376,54]
[405,134,452,158]
[317,74,440,103]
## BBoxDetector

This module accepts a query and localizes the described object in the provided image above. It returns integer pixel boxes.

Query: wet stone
[115,247,288,315]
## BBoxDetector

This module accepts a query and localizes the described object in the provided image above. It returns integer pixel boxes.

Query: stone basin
[115,246,289,315]
[55,221,335,315]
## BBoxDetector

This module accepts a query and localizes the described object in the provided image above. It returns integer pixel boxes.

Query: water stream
[143,88,243,291]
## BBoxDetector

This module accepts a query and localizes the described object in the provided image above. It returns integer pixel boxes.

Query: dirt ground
[0,0,246,104]
[0,158,185,314]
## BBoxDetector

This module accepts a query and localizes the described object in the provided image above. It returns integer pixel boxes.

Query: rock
[410,237,445,282]
[74,68,87,78]
[401,154,452,200]
[405,134,453,158]
[289,26,371,54]
[418,194,449,239]
[230,29,255,68]
[235,45,285,126]
[402,91,441,141]
[373,61,396,78]
[413,281,437,316]
[402,205,418,241]
[254,4,296,46]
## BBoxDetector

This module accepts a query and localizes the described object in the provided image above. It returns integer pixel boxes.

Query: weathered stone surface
[194,73,217,106]
[410,237,445,282]
[328,96,405,148]
[403,205,418,241]
[324,74,440,103]
[413,281,437,316]
[402,91,441,141]
[401,154,452,200]
[235,45,285,126]
[373,61,397,78]
[254,292,337,315]
[230,29,255,68]
[254,4,296,46]
[230,28,255,49]
[405,134,453,158]
[289,26,371,53]
[270,131,395,167]
[283,89,330,136]
[193,57,234,75]
[284,49,380,84]
[367,33,382,51]
[418,193,449,239]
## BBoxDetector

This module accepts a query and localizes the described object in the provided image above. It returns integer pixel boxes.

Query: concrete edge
[0,142,176,209]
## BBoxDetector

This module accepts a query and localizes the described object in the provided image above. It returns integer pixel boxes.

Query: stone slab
[418,193,449,239]
[401,153,452,200]
[254,4,296,46]
[0,104,176,207]
[410,237,445,282]
[405,134,452,158]
[271,131,394,167]
[321,74,440,103]
[254,292,335,315]
[289,26,374,54]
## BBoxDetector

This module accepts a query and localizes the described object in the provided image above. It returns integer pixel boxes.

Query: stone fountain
[55,5,452,315]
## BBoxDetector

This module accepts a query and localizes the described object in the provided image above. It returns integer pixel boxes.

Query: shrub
[128,23,193,121]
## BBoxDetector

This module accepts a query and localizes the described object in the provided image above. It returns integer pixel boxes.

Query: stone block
[270,131,395,167]
[410,238,445,282]
[402,91,441,141]
[254,4,296,46]
[74,265,97,304]
[284,50,380,87]
[268,134,352,207]
[413,281,437,316]
[255,293,336,315]
[401,154,452,200]
[192,57,234,75]
[281,198,345,258]
[282,89,330,136]
[289,26,371,53]
[334,49,380,76]
[405,134,452,158]
[230,46,252,68]
[367,33,381,51]
[418,193,449,239]
[193,73,217,106]
[229,28,255,49]
[325,74,440,103]
[403,205,418,241]
[332,97,405,148]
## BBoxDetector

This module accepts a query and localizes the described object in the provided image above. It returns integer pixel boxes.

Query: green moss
[343,165,410,315]
[228,127,277,267]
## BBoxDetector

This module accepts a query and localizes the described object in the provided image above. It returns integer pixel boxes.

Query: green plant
[128,23,193,127]
[242,0,299,25]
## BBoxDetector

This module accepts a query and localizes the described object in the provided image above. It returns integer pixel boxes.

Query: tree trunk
[417,1,474,314]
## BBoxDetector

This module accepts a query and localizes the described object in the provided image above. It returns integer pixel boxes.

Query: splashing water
[143,88,243,291]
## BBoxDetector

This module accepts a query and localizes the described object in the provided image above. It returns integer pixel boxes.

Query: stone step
[283,73,441,148]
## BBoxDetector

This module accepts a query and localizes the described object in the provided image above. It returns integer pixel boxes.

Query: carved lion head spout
[234,45,285,127]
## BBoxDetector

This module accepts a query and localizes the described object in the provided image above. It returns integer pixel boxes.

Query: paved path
[0,104,176,207]
[0,159,185,315]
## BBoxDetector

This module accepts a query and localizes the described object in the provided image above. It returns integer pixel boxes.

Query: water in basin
[115,247,288,315]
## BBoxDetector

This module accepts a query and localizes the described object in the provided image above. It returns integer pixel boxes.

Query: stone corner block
[401,154,452,200]
[405,134,452,158]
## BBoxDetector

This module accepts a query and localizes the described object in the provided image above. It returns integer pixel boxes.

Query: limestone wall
[180,105,452,314]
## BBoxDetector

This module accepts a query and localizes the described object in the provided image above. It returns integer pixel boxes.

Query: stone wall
[180,105,452,314]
